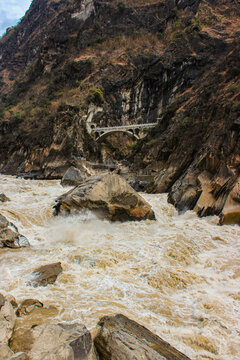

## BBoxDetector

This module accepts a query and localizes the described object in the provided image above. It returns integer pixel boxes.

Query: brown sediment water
[0,174,239,360]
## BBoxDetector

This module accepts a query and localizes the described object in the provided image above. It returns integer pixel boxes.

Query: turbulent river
[0,174,239,360]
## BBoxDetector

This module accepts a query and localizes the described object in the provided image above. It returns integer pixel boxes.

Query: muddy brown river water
[0,174,239,359]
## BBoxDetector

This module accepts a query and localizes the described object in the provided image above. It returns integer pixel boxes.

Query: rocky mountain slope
[0,0,240,219]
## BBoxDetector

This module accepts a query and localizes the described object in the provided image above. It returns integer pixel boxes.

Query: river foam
[0,174,239,359]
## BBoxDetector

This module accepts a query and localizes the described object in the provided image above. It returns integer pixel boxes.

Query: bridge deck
[93,123,157,132]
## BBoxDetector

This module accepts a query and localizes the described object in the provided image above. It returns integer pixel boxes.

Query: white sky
[0,0,32,36]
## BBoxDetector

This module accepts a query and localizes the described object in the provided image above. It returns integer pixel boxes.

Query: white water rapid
[0,174,239,359]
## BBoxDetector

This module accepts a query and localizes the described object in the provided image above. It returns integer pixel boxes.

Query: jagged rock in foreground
[12,323,97,360]
[94,314,191,360]
[27,262,63,287]
[0,293,16,344]
[54,173,155,221]
[0,214,30,248]
[61,165,91,187]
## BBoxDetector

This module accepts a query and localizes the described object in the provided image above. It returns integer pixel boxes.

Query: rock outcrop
[94,314,191,360]
[27,262,63,287]
[12,323,98,360]
[54,173,155,221]
[0,214,30,248]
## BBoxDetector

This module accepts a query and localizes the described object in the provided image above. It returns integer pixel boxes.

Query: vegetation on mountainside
[0,0,239,178]
[87,88,104,106]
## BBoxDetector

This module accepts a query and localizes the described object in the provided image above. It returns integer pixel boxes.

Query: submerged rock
[94,314,191,360]
[61,165,91,187]
[0,214,30,249]
[12,323,97,360]
[16,299,44,317]
[27,262,63,287]
[0,293,16,344]
[54,173,155,221]
[0,193,10,202]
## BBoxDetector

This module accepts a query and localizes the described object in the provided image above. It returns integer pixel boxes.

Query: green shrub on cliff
[87,88,104,106]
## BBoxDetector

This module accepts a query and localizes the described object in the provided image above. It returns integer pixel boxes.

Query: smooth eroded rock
[27,262,63,287]
[54,173,155,221]
[13,323,97,360]
[94,314,191,360]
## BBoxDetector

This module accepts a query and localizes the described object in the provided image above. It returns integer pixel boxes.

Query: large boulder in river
[61,166,91,187]
[27,262,63,287]
[12,323,98,360]
[0,214,30,249]
[94,314,191,360]
[0,293,16,344]
[54,173,155,221]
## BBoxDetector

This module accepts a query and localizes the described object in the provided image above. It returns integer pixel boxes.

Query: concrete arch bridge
[89,123,157,142]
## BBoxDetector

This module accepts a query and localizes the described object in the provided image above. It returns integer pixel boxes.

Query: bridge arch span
[95,130,139,143]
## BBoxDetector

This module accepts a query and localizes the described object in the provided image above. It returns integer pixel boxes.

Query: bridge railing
[92,123,157,132]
